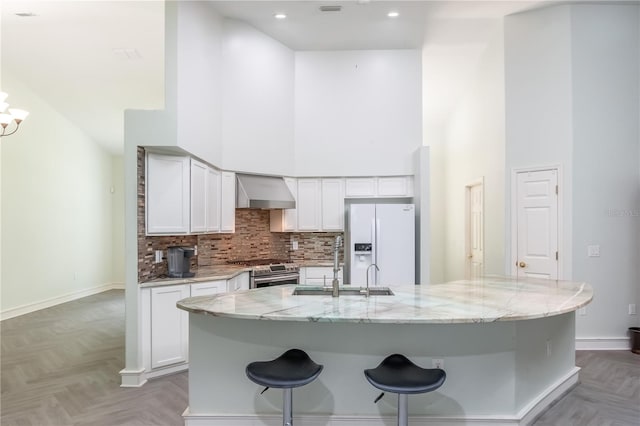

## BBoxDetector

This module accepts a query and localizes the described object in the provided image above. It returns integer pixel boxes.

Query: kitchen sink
[292,286,394,296]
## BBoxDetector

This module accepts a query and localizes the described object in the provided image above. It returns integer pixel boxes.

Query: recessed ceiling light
[387,11,399,18]
[274,13,287,19]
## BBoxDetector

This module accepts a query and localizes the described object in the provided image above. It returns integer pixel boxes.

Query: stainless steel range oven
[227,259,300,289]
[251,264,300,288]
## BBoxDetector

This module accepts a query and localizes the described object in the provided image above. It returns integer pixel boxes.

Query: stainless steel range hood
[236,174,296,209]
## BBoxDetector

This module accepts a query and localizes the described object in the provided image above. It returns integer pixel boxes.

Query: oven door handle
[252,273,300,284]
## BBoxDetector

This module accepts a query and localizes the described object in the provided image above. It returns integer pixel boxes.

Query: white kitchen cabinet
[220,171,236,233]
[149,285,190,370]
[191,159,220,233]
[321,179,345,231]
[301,266,342,286]
[146,153,190,235]
[297,179,322,231]
[344,176,414,198]
[191,280,226,297]
[206,167,221,232]
[227,272,250,292]
[270,177,298,232]
[345,178,376,198]
[377,176,413,197]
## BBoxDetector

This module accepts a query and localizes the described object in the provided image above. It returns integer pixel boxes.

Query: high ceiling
[1,0,557,154]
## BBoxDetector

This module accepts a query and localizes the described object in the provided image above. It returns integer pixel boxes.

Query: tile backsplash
[138,147,343,282]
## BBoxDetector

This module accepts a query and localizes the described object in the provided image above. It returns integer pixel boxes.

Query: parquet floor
[1,290,638,425]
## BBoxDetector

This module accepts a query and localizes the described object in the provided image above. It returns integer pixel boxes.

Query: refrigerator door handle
[375,217,381,285]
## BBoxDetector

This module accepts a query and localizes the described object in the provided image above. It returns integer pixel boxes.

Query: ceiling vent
[319,5,342,12]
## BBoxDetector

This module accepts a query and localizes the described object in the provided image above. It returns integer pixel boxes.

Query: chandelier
[0,92,29,138]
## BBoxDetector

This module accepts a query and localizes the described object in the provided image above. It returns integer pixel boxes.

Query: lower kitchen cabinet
[141,273,251,378]
[227,272,250,292]
[146,285,190,371]
[191,280,226,297]
[301,266,343,286]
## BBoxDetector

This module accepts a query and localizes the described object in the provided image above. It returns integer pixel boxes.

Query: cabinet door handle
[518,261,527,268]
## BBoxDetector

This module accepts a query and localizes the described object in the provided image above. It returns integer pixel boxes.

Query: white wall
[294,50,422,177]
[176,1,223,166]
[504,5,574,279]
[505,4,640,341]
[221,19,295,176]
[433,21,506,281]
[570,4,639,338]
[112,156,125,284]
[1,73,116,316]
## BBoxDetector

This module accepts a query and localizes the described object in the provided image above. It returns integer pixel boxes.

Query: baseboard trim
[518,367,580,425]
[182,411,525,426]
[1,283,124,321]
[575,337,630,351]
[119,368,147,387]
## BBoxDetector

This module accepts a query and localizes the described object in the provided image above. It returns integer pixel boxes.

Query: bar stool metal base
[283,388,292,426]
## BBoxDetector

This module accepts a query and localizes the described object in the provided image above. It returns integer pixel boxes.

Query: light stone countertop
[177,275,593,324]
[139,265,251,288]
[139,262,338,287]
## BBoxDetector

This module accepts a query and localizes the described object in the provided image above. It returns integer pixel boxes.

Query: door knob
[518,261,527,268]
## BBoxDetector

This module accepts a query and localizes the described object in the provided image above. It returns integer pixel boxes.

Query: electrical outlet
[154,250,163,264]
[432,358,444,369]
[587,245,600,257]
[194,245,198,256]
[292,240,299,250]
[546,340,552,357]
[579,307,587,316]
[629,304,637,315]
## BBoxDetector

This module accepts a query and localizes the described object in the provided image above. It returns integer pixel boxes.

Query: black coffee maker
[167,246,195,278]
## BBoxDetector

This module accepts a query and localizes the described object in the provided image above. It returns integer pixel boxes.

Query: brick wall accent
[138,147,342,282]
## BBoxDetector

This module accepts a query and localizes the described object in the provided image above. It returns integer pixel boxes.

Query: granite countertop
[177,276,593,324]
[139,265,251,288]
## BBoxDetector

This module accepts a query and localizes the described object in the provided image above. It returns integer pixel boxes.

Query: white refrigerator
[347,203,415,286]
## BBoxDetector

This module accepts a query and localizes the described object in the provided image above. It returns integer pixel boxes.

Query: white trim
[509,165,564,279]
[182,368,580,426]
[183,411,524,426]
[0,283,124,321]
[145,362,189,379]
[518,367,580,425]
[575,338,631,351]
[119,367,147,387]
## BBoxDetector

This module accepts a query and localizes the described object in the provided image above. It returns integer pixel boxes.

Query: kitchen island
[177,276,592,426]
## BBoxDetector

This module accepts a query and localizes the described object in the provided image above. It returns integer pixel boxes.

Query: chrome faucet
[363,264,380,298]
[332,236,342,297]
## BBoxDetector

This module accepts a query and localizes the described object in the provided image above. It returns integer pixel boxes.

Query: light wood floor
[1,290,638,425]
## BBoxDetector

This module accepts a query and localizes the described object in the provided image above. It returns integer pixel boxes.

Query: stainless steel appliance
[228,259,300,288]
[167,246,195,278]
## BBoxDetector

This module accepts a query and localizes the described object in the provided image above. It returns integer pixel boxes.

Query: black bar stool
[246,349,323,426]
[364,354,446,426]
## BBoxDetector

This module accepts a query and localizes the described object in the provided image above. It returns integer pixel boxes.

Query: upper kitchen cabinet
[220,171,236,233]
[344,176,414,198]
[146,153,190,234]
[146,152,235,236]
[190,159,221,233]
[321,179,345,231]
[296,178,322,231]
[272,178,345,232]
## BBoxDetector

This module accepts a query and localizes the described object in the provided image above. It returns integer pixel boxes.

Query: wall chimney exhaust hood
[236,174,296,209]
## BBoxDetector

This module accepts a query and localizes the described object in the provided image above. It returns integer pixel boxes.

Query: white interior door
[515,169,559,279]
[465,180,484,279]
